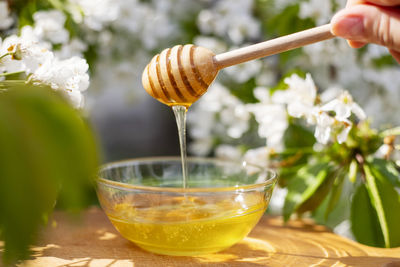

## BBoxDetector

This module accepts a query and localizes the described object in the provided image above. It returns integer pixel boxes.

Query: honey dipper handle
[214,24,334,70]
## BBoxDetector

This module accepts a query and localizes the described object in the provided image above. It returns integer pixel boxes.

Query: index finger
[365,0,400,5]
[346,0,366,7]
[346,0,400,6]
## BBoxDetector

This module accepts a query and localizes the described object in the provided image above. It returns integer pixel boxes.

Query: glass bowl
[96,157,277,256]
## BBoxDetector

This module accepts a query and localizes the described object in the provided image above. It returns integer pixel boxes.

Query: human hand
[331,0,400,63]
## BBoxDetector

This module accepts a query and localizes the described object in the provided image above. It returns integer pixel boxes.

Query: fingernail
[331,15,364,39]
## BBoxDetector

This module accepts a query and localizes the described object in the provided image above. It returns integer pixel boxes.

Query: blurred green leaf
[283,122,315,149]
[364,163,400,248]
[380,127,400,137]
[265,4,315,37]
[312,176,352,228]
[351,183,385,247]
[283,161,332,221]
[372,55,397,69]
[277,164,305,187]
[275,121,315,187]
[11,0,53,28]
[0,83,99,264]
[296,166,337,215]
[263,4,314,67]
[224,78,258,104]
[346,121,382,156]
[348,159,358,183]
[324,169,345,220]
[369,158,400,188]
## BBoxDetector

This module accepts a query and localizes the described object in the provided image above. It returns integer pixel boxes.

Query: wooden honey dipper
[142,24,334,107]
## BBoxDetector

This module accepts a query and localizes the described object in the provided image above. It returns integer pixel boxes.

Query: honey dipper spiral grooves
[142,44,218,107]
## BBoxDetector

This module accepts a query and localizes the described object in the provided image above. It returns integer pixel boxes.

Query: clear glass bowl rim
[97,156,277,193]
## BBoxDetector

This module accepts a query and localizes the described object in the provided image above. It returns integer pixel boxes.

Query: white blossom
[69,0,120,31]
[188,82,250,155]
[113,0,177,50]
[0,1,13,30]
[33,10,69,44]
[56,38,88,59]
[153,0,203,20]
[31,56,89,108]
[375,144,391,158]
[336,119,352,144]
[224,59,262,83]
[247,87,288,151]
[197,0,260,44]
[273,0,298,11]
[306,89,366,144]
[268,186,288,214]
[273,73,317,119]
[194,36,227,54]
[363,68,400,97]
[0,26,53,73]
[215,144,242,161]
[243,146,270,168]
[0,22,89,109]
[321,91,366,121]
[188,135,214,156]
[242,146,271,178]
[302,39,363,91]
[320,86,342,103]
[187,101,216,156]
[374,143,400,161]
[299,0,332,25]
[202,83,250,139]
[313,109,334,145]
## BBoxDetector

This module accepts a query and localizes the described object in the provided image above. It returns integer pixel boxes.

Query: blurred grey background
[91,96,181,162]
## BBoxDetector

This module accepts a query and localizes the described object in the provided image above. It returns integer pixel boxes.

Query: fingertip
[331,9,347,34]
[331,9,367,49]
[330,10,365,39]
[348,40,366,48]
[333,4,400,50]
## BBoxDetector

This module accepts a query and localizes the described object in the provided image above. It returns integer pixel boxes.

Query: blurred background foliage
[0,83,99,264]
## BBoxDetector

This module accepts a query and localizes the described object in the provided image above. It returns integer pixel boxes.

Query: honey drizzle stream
[172,105,189,189]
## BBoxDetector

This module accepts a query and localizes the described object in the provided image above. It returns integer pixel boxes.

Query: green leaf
[283,161,332,221]
[380,126,400,137]
[283,122,315,149]
[347,121,381,156]
[277,164,305,187]
[364,163,400,248]
[348,159,358,183]
[324,169,346,220]
[297,167,337,215]
[223,77,258,104]
[312,176,352,228]
[265,4,315,37]
[351,183,385,247]
[0,84,99,264]
[263,4,314,67]
[12,0,53,28]
[369,158,400,188]
[372,54,398,68]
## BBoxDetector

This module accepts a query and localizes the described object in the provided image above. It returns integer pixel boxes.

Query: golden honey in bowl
[97,158,277,256]
[106,194,268,256]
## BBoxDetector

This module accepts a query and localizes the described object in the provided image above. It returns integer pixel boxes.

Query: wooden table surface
[16,207,400,267]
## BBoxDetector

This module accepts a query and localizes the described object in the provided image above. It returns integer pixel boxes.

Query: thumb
[331,4,400,52]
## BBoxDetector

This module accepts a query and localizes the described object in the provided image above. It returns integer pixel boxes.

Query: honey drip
[172,105,188,188]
